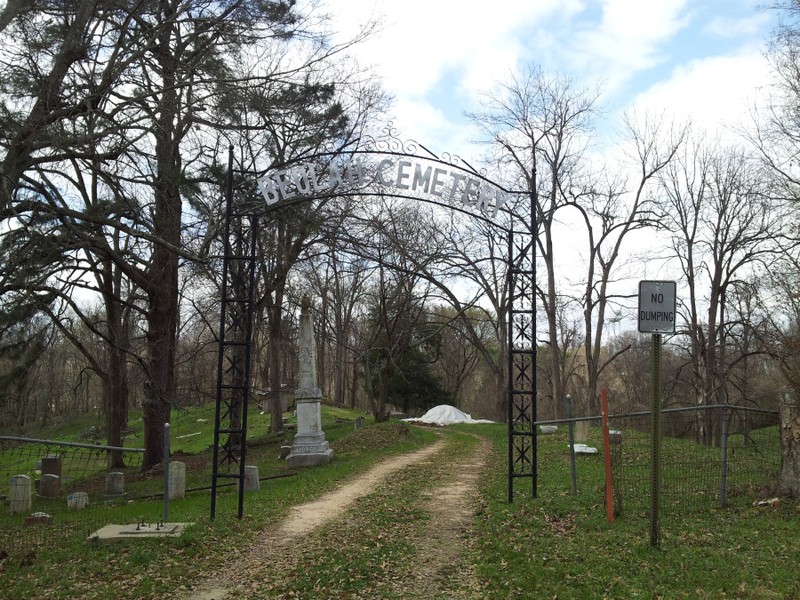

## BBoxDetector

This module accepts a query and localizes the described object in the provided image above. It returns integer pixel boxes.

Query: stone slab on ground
[88,522,194,544]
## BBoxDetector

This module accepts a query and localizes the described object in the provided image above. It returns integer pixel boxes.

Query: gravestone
[168,461,186,500]
[105,472,125,498]
[575,421,589,444]
[67,491,89,510]
[9,475,32,514]
[41,454,61,478]
[39,473,61,498]
[286,296,333,468]
[242,465,260,491]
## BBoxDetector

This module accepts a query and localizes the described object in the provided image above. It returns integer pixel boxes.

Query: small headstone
[168,461,186,500]
[242,465,260,492]
[572,443,599,454]
[39,473,60,498]
[10,475,32,514]
[41,455,62,478]
[354,416,364,430]
[105,472,125,498]
[575,421,589,444]
[539,425,558,434]
[67,491,89,510]
[279,445,292,459]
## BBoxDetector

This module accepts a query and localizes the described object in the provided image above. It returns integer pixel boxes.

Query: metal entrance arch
[211,126,537,519]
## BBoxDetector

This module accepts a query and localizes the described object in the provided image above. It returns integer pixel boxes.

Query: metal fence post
[720,406,729,507]
[567,395,577,495]
[163,422,170,523]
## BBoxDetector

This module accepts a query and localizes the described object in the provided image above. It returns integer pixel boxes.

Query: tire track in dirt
[366,434,490,599]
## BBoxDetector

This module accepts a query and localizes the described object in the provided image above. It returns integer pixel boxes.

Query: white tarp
[403,405,494,426]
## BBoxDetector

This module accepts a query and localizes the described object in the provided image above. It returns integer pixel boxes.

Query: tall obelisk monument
[286,296,333,467]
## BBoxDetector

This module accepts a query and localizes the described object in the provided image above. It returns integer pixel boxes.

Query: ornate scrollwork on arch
[439,151,486,178]
[362,124,487,180]
[365,123,439,159]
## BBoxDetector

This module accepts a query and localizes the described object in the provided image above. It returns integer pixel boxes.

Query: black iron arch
[210,126,537,519]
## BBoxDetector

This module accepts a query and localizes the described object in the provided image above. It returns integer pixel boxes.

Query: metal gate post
[211,146,258,519]
[507,191,537,502]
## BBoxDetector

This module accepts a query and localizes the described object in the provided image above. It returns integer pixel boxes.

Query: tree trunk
[495,312,508,422]
[143,273,178,466]
[141,182,179,467]
[102,259,131,468]
[779,402,800,498]
[106,340,129,468]
[142,1,182,469]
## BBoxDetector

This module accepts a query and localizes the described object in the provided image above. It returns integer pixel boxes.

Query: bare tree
[754,259,800,496]
[405,209,511,421]
[300,243,371,408]
[429,304,483,407]
[656,139,785,444]
[345,200,452,420]
[471,65,602,418]
[567,114,684,416]
[746,0,800,496]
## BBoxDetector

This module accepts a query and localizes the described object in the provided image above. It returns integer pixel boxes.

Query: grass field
[1,405,798,599]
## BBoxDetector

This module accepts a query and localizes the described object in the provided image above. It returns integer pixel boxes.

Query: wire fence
[0,437,153,549]
[1,418,296,557]
[536,404,781,518]
[608,405,780,515]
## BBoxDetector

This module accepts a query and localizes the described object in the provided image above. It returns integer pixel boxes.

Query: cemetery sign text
[257,154,510,218]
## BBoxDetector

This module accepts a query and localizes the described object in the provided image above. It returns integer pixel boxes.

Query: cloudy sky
[329,0,779,160]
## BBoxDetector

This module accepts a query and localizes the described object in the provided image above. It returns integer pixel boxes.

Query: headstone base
[286,432,334,467]
[286,448,334,468]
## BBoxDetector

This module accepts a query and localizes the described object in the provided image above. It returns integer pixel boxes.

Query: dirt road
[181,432,489,599]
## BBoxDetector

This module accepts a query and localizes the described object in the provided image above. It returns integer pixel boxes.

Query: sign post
[638,280,676,548]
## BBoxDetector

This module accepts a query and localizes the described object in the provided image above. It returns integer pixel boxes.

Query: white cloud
[566,0,691,90]
[628,47,773,139]
[600,0,690,41]
[327,0,777,158]
[327,0,580,147]
[703,13,772,39]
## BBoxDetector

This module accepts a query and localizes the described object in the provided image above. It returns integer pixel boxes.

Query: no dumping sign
[638,280,676,334]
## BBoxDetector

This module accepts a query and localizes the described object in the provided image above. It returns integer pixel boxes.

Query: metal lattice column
[507,214,537,502]
[211,148,258,519]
